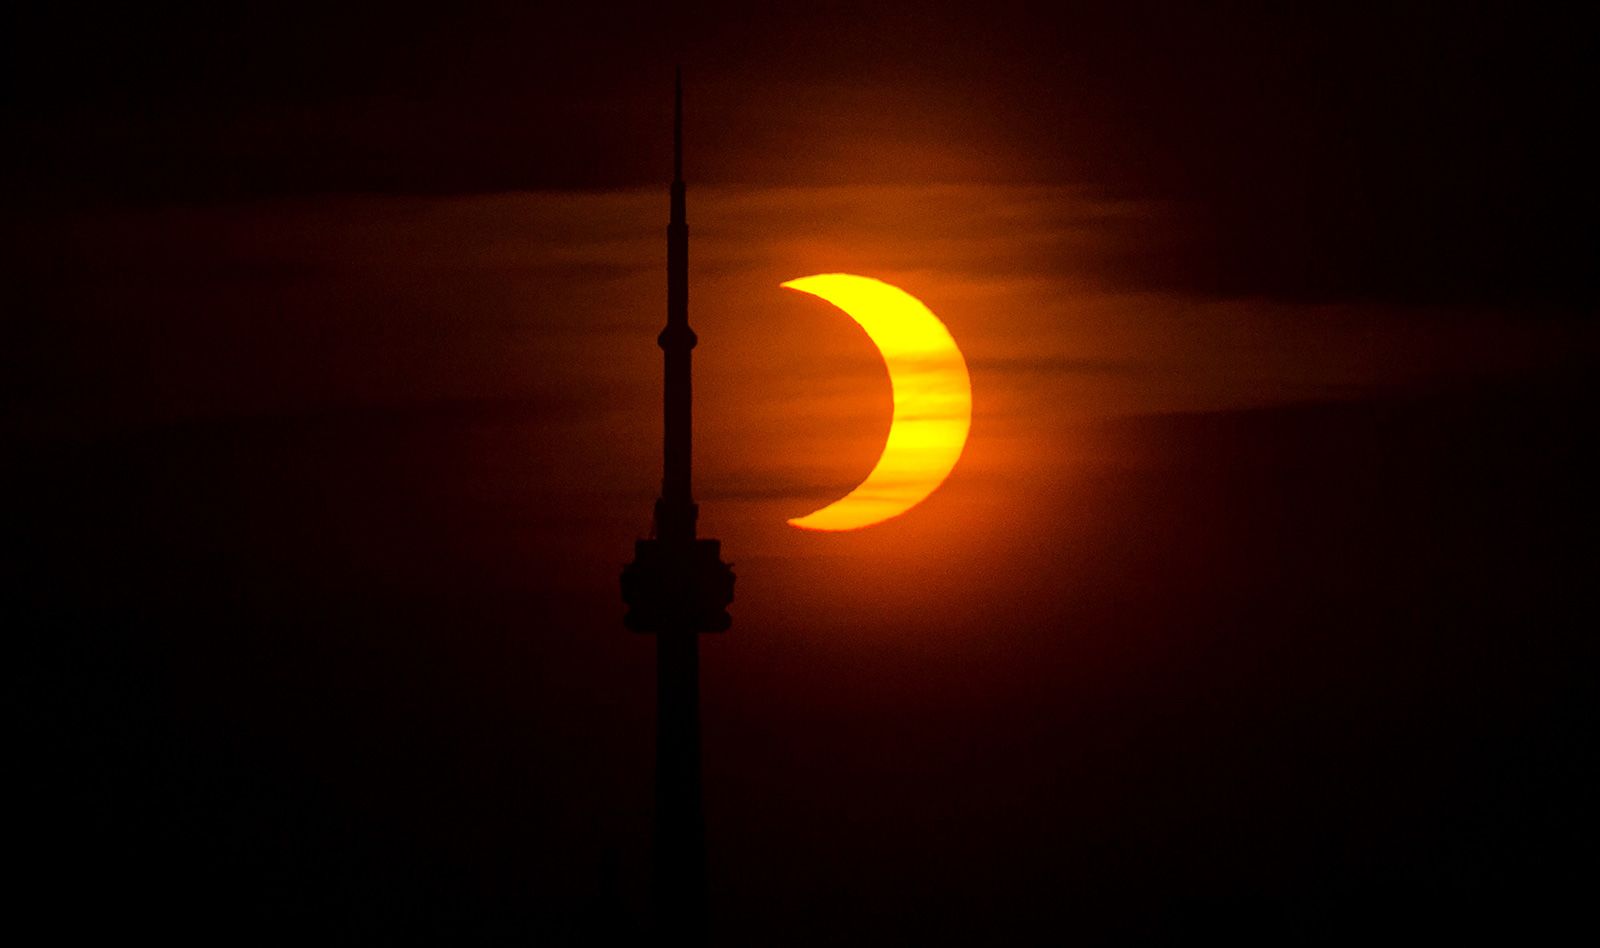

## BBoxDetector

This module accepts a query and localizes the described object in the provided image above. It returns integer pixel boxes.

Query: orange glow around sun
[780,274,972,531]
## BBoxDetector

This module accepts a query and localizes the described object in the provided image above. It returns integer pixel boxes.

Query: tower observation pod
[619,68,735,941]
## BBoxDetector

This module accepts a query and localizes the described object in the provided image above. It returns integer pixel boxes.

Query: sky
[8,2,1594,943]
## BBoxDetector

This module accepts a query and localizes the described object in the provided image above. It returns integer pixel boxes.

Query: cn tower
[620,69,735,941]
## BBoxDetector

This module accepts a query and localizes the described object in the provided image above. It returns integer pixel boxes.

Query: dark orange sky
[8,2,1593,943]
[10,2,1591,305]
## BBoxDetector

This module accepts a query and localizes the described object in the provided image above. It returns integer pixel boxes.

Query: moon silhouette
[781,274,972,531]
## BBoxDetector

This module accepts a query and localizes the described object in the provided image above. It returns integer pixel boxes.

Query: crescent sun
[781,274,972,531]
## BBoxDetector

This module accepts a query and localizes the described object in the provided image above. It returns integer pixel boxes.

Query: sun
[781,274,972,531]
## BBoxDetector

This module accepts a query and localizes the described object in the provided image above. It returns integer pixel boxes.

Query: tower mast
[658,66,694,544]
[621,68,735,942]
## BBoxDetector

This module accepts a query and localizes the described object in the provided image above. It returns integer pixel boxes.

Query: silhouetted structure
[620,69,735,941]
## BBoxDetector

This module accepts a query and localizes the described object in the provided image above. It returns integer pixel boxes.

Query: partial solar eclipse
[781,274,972,531]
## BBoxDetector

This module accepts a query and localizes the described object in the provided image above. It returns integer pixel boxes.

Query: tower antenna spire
[659,66,691,539]
[673,65,683,184]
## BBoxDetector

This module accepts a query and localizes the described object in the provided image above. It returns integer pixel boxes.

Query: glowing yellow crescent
[782,274,972,531]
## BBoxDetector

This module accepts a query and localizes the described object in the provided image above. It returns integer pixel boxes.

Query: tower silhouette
[620,69,735,941]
